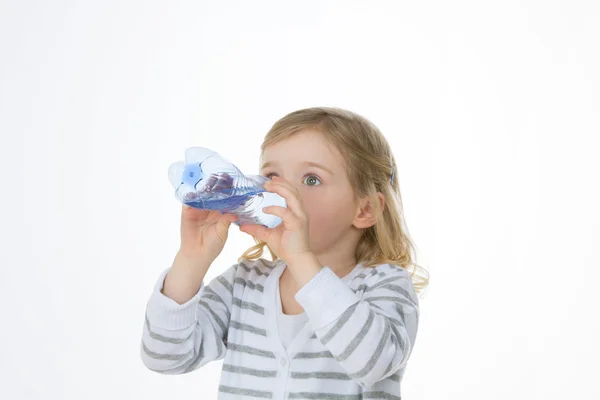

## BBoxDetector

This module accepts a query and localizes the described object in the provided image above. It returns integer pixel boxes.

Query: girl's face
[260,129,361,256]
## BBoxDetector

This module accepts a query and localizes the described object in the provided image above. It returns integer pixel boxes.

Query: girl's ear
[352,192,385,229]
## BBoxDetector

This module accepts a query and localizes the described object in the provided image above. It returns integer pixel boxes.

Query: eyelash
[264,172,322,186]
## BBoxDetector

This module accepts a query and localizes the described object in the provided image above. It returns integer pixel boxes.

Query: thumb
[239,223,269,242]
[215,213,238,234]
[217,214,238,229]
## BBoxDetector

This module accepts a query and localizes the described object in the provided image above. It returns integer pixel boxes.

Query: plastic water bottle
[168,146,287,228]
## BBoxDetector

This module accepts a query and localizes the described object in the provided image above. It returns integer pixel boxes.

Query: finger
[239,223,270,242]
[214,214,237,239]
[270,175,293,188]
[221,212,238,224]
[182,204,208,219]
[262,205,298,230]
[264,179,305,220]
[269,176,301,200]
[214,213,235,239]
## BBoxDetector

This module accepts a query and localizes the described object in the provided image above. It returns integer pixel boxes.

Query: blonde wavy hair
[237,107,429,296]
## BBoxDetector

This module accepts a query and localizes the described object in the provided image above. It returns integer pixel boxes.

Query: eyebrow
[261,161,335,176]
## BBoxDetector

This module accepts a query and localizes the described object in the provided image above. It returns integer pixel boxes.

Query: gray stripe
[381,335,399,379]
[353,272,412,299]
[369,303,404,326]
[239,263,270,277]
[230,320,267,336]
[232,297,265,314]
[141,340,192,361]
[396,303,405,324]
[364,392,401,400]
[349,315,392,380]
[196,301,225,357]
[289,393,400,400]
[199,291,224,305]
[222,364,277,378]
[321,302,360,345]
[388,317,406,351]
[289,393,361,399]
[292,371,351,380]
[234,277,264,292]
[294,351,333,359]
[336,309,375,361]
[202,285,228,304]
[354,283,371,292]
[198,300,227,334]
[183,342,206,373]
[219,385,272,398]
[256,258,276,270]
[383,316,410,379]
[368,283,416,307]
[216,276,233,295]
[215,324,224,358]
[227,343,276,358]
[145,313,189,344]
[364,276,407,291]
[369,269,386,277]
[401,298,419,324]
[365,295,415,309]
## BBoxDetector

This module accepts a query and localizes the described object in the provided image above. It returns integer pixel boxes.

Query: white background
[1,1,598,399]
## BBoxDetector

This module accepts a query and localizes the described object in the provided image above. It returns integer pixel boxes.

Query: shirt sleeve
[295,264,420,388]
[140,263,238,374]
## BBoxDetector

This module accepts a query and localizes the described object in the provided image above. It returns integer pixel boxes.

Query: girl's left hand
[239,176,312,263]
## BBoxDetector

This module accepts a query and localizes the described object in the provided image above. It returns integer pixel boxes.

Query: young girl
[140,107,429,399]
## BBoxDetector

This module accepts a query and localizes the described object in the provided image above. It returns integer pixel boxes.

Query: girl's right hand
[179,204,239,263]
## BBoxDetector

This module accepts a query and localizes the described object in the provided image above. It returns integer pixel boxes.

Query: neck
[280,230,362,286]
[280,257,358,292]
[312,234,360,278]
[320,257,358,277]
[281,253,357,280]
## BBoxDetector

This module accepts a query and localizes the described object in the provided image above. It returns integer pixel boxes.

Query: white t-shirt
[276,283,309,349]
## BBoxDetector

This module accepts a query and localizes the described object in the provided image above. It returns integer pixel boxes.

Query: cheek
[301,191,329,216]
[304,199,342,226]
[300,188,350,225]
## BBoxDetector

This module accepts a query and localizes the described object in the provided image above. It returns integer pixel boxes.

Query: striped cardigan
[140,257,420,399]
